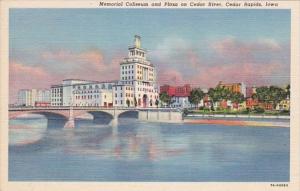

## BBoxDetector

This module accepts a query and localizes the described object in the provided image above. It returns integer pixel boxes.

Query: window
[115,93,117,97]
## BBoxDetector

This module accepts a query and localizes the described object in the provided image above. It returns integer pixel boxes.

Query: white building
[72,81,114,107]
[50,35,159,108]
[113,35,159,107]
[17,89,50,106]
[170,97,192,108]
[51,79,115,107]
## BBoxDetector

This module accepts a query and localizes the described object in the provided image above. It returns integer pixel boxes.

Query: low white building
[170,96,192,108]
[72,82,114,107]
[51,79,115,107]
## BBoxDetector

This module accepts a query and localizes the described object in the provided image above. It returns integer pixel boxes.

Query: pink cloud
[158,69,184,86]
[189,62,282,88]
[41,49,121,81]
[9,61,60,103]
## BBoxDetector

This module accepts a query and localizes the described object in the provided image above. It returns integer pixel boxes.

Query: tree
[188,88,204,109]
[256,86,286,109]
[230,92,244,104]
[208,86,229,110]
[155,99,159,108]
[159,92,171,106]
[126,99,130,107]
[286,84,290,99]
[134,97,137,107]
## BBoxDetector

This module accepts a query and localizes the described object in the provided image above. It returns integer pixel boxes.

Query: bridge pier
[64,118,75,128]
[109,117,118,127]
[64,106,75,128]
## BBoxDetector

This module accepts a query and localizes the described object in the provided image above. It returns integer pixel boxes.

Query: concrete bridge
[9,107,183,128]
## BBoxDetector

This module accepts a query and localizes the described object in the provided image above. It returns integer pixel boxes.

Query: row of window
[122,70,134,74]
[51,89,62,93]
[51,103,62,106]
[73,90,101,94]
[51,98,62,102]
[122,65,134,70]
[75,95,100,100]
[74,84,113,90]
[122,76,134,80]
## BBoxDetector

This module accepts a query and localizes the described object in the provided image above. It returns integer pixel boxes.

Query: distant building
[218,81,246,97]
[17,89,50,107]
[160,84,191,97]
[246,86,256,98]
[276,99,290,111]
[160,84,192,108]
[246,98,259,109]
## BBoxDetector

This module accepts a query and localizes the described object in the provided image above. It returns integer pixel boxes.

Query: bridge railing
[9,106,182,112]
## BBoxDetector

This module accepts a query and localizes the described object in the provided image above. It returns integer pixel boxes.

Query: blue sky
[9,8,290,101]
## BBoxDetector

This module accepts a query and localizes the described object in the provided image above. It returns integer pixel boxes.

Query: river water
[9,113,289,182]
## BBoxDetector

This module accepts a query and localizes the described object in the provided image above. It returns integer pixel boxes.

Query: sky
[9,9,290,102]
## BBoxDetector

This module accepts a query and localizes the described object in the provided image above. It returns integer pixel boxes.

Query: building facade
[160,84,192,108]
[218,81,246,97]
[51,79,115,107]
[113,35,159,107]
[17,89,50,107]
[49,36,159,108]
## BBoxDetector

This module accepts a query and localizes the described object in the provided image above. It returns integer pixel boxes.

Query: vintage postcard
[0,0,299,190]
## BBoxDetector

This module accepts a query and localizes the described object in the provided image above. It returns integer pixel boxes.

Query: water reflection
[9,114,290,181]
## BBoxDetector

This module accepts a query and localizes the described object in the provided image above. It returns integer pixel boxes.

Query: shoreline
[184,117,290,128]
[186,114,290,119]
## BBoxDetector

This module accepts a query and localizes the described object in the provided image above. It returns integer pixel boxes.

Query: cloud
[9,49,123,103]
[9,36,290,103]
[158,69,184,86]
[40,49,122,81]
[152,36,289,88]
[9,61,60,103]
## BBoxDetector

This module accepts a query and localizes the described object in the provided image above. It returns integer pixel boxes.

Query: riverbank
[186,113,290,119]
[184,118,289,128]
[184,114,290,127]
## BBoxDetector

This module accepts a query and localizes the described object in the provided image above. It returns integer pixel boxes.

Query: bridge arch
[118,110,139,119]
[87,111,114,125]
[10,111,69,129]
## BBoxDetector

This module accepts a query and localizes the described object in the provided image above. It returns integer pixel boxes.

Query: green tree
[230,92,244,104]
[134,97,137,107]
[256,86,286,109]
[188,88,204,109]
[208,86,231,110]
[155,99,159,108]
[159,92,171,106]
[286,84,290,99]
[126,99,130,107]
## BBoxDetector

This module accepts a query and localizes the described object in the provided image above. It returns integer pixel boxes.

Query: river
[9,113,289,182]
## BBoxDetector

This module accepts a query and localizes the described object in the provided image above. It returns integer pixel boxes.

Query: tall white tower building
[114,35,159,107]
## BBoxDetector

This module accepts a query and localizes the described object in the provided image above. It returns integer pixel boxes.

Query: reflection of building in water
[49,36,159,108]
[17,89,50,107]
